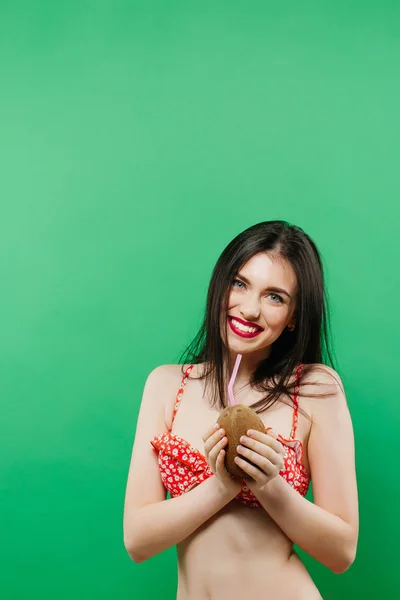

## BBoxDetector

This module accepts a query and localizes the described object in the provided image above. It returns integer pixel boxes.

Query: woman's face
[223,252,297,356]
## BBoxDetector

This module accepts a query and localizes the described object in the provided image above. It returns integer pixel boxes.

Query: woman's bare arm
[247,365,359,573]
[123,364,236,563]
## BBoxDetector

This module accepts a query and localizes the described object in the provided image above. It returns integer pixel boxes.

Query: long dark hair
[178,220,337,414]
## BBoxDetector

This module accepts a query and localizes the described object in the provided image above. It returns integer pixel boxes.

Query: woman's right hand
[202,424,242,498]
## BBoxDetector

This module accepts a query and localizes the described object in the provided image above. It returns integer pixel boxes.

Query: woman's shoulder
[301,363,343,390]
[146,362,202,383]
[148,361,207,381]
[145,363,185,388]
[144,363,205,430]
[299,363,347,422]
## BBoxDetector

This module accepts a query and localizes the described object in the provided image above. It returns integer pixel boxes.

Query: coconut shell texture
[217,404,266,479]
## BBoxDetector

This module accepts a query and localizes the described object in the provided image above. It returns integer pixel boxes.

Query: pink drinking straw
[228,353,242,406]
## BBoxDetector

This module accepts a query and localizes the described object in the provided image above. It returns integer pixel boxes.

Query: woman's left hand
[235,428,286,489]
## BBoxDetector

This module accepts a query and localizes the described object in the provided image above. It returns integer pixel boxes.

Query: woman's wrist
[209,473,240,503]
[248,472,285,505]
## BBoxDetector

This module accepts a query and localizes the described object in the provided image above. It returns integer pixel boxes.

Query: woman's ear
[288,308,296,329]
[287,311,296,332]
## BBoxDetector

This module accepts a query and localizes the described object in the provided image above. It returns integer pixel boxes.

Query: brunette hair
[178,220,338,413]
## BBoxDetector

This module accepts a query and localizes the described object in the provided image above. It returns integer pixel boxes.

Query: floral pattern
[151,364,310,507]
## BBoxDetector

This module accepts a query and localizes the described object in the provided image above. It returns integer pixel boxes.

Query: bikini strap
[170,364,194,429]
[290,364,304,439]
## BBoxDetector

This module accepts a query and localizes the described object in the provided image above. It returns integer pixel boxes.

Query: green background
[1,1,399,598]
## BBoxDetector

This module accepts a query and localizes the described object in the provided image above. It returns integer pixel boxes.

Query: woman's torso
[153,364,322,600]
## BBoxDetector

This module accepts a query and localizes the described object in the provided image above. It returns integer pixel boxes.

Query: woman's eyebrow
[236,273,292,299]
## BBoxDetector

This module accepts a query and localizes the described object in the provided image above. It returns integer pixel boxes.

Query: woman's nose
[240,304,261,321]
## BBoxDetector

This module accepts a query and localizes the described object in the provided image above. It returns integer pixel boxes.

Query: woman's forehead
[239,252,297,290]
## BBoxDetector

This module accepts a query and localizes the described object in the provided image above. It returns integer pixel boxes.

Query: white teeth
[231,318,259,334]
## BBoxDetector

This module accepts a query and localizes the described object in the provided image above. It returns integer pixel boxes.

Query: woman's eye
[268,293,284,304]
[232,278,246,289]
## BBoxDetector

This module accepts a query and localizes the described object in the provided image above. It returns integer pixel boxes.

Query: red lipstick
[227,316,264,339]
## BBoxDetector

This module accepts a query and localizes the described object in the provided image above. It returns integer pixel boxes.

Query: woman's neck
[227,346,272,386]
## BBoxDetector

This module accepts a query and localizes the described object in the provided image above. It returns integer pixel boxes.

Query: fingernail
[214,423,219,429]
[247,430,254,436]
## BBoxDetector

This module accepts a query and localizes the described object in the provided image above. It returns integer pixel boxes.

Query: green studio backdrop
[1,1,399,598]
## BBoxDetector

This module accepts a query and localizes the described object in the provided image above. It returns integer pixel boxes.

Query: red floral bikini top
[151,364,310,508]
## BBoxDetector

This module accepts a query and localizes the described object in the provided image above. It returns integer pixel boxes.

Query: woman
[123,221,359,599]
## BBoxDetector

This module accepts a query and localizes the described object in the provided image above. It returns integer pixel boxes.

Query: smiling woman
[123,220,358,600]
[226,253,297,345]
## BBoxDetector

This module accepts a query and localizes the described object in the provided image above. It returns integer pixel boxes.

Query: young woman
[123,221,359,599]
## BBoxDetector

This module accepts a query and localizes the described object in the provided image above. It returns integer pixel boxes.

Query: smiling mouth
[227,316,264,338]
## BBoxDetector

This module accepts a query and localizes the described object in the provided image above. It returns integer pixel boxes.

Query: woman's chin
[226,335,260,353]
